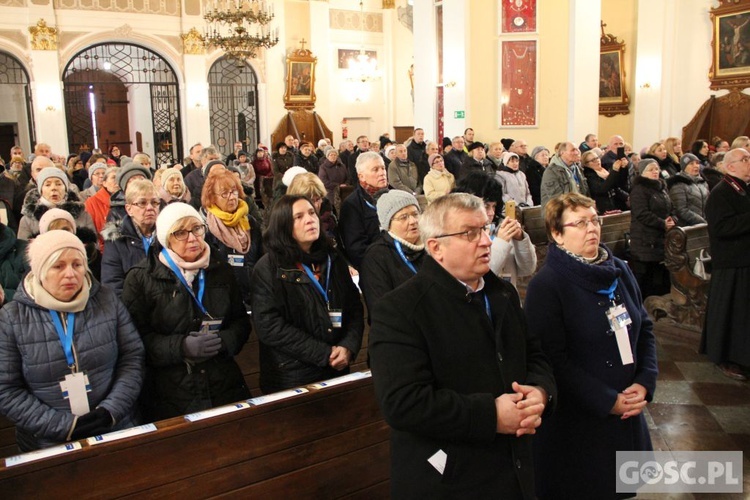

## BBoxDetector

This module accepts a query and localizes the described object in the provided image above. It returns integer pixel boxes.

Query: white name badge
[607,304,634,365]
[60,372,91,416]
[200,319,223,334]
[228,254,245,267]
[328,309,343,328]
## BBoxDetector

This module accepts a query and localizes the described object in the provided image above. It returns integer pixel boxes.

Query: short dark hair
[464,127,474,135]
[452,171,503,206]
[263,195,330,266]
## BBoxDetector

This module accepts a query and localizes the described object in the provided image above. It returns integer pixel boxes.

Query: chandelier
[203,0,279,60]
[346,1,381,83]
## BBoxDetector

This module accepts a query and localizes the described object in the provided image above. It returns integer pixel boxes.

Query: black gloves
[182,332,222,362]
[71,407,113,440]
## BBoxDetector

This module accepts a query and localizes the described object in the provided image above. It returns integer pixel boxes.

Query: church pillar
[567,0,601,142]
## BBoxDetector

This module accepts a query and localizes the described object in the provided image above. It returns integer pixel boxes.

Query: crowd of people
[0,127,746,498]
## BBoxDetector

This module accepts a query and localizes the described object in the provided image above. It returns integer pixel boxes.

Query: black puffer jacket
[583,166,627,214]
[667,172,709,226]
[294,151,319,175]
[630,176,673,262]
[250,250,364,394]
[101,215,153,297]
[122,250,251,422]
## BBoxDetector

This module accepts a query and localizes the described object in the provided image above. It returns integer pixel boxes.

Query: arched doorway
[63,43,182,166]
[208,57,260,157]
[0,51,35,160]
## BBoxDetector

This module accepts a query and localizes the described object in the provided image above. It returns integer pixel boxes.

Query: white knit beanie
[156,202,204,248]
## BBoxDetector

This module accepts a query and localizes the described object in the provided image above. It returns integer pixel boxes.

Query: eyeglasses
[218,189,239,199]
[434,224,492,242]
[130,200,161,209]
[392,211,420,223]
[562,217,603,230]
[171,225,207,240]
[731,156,750,164]
[586,158,601,164]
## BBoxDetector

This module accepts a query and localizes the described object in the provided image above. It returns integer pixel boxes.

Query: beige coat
[423,168,455,204]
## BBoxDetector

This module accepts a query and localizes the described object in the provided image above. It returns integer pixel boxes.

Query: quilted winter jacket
[0,279,145,451]
[667,172,709,226]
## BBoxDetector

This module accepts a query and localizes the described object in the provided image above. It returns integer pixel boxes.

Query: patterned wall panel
[54,0,179,16]
[329,9,383,32]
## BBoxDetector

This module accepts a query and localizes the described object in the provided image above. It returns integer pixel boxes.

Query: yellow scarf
[207,201,250,231]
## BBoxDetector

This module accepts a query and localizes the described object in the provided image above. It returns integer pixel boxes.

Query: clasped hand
[495,381,546,437]
[329,346,351,370]
[610,383,648,419]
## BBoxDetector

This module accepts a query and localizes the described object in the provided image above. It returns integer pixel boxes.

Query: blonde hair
[287,172,327,199]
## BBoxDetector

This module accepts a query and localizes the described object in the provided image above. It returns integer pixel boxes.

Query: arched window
[0,51,35,157]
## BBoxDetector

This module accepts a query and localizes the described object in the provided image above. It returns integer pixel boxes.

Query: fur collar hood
[21,188,86,222]
[666,172,705,188]
[633,175,667,190]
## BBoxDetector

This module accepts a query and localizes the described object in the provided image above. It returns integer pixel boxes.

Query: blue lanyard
[597,279,619,302]
[142,235,153,256]
[301,255,332,306]
[393,240,417,275]
[161,248,209,317]
[49,311,76,368]
[484,293,492,320]
[364,199,376,211]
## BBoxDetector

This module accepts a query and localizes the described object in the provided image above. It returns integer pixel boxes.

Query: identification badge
[328,309,343,328]
[60,372,91,416]
[199,319,223,334]
[607,304,634,365]
[227,254,244,267]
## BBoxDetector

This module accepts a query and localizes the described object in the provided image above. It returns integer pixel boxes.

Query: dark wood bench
[643,223,710,331]
[0,373,389,498]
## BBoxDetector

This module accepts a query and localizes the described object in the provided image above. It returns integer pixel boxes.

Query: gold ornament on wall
[29,19,58,51]
[181,28,206,55]
[382,0,395,8]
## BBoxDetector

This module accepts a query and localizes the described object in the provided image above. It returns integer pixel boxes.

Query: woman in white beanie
[159,166,191,206]
[121,202,250,421]
[0,230,144,451]
[250,195,364,394]
[359,190,425,313]
[18,167,97,240]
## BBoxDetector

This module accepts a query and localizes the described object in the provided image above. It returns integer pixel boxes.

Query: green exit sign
[454,111,465,119]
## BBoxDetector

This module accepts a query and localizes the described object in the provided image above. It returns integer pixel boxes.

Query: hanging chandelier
[203,0,279,60]
[346,1,381,83]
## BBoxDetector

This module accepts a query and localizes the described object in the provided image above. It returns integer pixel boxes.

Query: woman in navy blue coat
[524,193,658,500]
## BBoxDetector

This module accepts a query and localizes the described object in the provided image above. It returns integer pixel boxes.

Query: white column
[412,0,438,140]
[309,0,331,134]
[264,0,287,146]
[567,0,601,142]
[182,54,211,150]
[30,50,68,154]
[441,0,468,139]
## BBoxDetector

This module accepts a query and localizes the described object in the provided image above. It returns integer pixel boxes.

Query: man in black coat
[346,135,370,187]
[443,136,467,178]
[407,128,430,186]
[369,193,556,499]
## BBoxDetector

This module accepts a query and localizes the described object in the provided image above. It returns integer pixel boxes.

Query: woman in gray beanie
[359,190,426,313]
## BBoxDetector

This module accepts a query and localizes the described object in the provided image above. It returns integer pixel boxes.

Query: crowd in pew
[0,129,747,498]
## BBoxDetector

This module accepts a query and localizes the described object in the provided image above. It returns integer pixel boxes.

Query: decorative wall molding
[181,28,205,55]
[54,0,180,16]
[0,0,26,6]
[0,30,29,50]
[114,24,133,37]
[329,9,383,32]
[29,19,58,51]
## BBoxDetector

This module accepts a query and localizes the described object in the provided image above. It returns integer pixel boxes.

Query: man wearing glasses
[702,148,750,381]
[369,193,556,498]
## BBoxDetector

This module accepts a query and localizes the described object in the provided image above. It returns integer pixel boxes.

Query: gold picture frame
[710,0,750,90]
[284,45,317,110]
[599,26,630,117]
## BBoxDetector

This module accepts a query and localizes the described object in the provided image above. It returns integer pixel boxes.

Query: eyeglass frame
[561,216,603,230]
[128,199,161,209]
[730,156,750,164]
[433,224,492,242]
[171,224,207,241]
[217,189,240,199]
[391,210,420,223]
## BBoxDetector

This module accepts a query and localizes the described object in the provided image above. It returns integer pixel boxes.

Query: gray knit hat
[531,146,549,160]
[377,190,419,230]
[638,158,658,175]
[37,168,69,194]
[680,153,700,171]
[116,163,152,191]
[88,162,107,179]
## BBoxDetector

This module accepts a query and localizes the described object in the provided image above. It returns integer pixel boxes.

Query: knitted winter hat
[428,153,443,167]
[202,159,226,178]
[502,152,519,165]
[384,145,396,158]
[88,162,107,179]
[282,166,307,187]
[377,190,419,230]
[638,158,658,175]
[38,208,77,235]
[680,153,700,171]
[37,168,69,194]
[27,230,86,277]
[156,202,204,248]
[161,168,184,189]
[116,163,152,191]
[531,146,549,160]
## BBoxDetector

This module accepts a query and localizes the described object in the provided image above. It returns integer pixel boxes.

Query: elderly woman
[101,180,160,297]
[526,146,550,206]
[201,167,261,308]
[18,168,96,240]
[643,142,677,178]
[251,148,273,201]
[0,230,144,451]
[122,203,250,421]
[159,167,191,206]
[667,153,709,226]
[39,207,102,281]
[360,191,425,313]
[85,166,119,242]
[496,152,533,206]
[525,193,657,499]
[454,171,536,288]
[250,195,364,394]
[630,158,675,297]
[581,150,628,214]
[423,153,455,204]
[79,163,107,202]
[287,172,338,241]
[318,147,349,206]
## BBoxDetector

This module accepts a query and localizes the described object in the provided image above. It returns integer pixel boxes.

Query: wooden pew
[643,224,710,331]
[0,373,389,499]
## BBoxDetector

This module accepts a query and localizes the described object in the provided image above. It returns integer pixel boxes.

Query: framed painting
[499,39,538,127]
[284,46,317,110]
[710,0,750,90]
[499,0,537,34]
[337,49,378,69]
[599,29,630,117]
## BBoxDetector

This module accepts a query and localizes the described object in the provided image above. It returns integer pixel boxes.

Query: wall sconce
[45,105,56,112]
[640,82,651,90]
[187,83,209,110]
[437,81,457,88]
